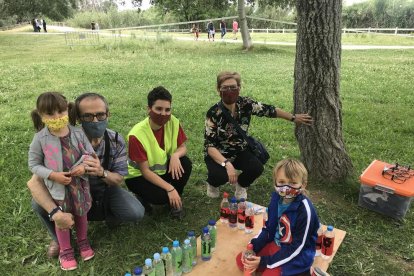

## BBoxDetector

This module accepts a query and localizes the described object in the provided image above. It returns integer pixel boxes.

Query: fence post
[266,28,268,34]
[368,27,371,33]
[283,28,285,34]
[395,27,398,35]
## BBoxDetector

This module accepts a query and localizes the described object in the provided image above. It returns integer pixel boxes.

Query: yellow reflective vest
[126,115,179,178]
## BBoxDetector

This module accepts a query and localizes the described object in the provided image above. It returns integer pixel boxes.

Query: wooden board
[188,204,346,275]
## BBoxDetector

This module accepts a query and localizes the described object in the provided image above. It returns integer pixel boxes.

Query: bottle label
[238,209,246,224]
[229,209,237,224]
[202,240,211,256]
[209,228,217,249]
[322,236,335,256]
[184,249,192,268]
[245,215,254,229]
[220,207,230,219]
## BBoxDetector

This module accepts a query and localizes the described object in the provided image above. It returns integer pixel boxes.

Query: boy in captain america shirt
[236,158,320,276]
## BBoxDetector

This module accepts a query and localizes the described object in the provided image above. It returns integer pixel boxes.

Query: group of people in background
[31,18,47,32]
[191,18,239,41]
[27,71,320,275]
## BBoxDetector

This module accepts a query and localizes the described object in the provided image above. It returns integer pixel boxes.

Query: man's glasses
[382,163,413,184]
[80,112,108,122]
[220,86,239,93]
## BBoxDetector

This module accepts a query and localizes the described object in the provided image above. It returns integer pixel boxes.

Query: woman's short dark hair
[147,86,172,107]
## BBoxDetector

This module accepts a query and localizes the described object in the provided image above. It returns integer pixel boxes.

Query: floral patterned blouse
[204,96,277,159]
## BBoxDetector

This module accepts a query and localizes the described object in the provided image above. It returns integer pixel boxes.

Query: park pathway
[4,25,414,50]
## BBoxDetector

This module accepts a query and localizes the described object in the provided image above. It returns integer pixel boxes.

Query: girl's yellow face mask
[42,115,69,132]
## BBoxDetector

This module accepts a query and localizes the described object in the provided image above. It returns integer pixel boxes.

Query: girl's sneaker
[78,239,95,261]
[59,248,77,271]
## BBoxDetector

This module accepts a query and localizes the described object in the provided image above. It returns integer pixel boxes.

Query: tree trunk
[237,0,253,50]
[294,0,353,182]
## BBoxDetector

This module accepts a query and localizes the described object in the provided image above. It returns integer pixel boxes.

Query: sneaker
[78,239,95,261]
[170,207,186,220]
[235,183,247,199]
[59,248,77,271]
[47,240,60,258]
[206,184,220,198]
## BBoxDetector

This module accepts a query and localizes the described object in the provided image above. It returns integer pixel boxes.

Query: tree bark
[294,0,353,182]
[238,0,253,50]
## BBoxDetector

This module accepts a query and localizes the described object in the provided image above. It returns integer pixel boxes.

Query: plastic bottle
[220,192,230,224]
[182,239,193,273]
[171,240,183,276]
[228,196,238,228]
[244,202,255,234]
[237,198,246,230]
[207,220,217,252]
[315,223,324,257]
[201,227,212,261]
[154,253,165,276]
[143,258,155,276]
[187,231,197,266]
[133,266,143,276]
[125,273,132,276]
[161,247,173,276]
[243,244,256,276]
[321,225,335,260]
[262,207,268,228]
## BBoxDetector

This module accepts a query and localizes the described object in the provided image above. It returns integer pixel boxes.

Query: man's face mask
[149,110,171,126]
[219,86,240,105]
[274,184,302,199]
[42,115,69,132]
[81,120,108,138]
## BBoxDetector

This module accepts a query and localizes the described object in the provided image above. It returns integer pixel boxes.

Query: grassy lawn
[0,33,413,275]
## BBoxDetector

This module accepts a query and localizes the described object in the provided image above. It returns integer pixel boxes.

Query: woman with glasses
[204,71,313,199]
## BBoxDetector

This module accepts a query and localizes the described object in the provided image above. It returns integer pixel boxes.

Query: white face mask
[274,184,302,199]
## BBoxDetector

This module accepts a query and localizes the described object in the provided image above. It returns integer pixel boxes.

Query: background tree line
[1,0,413,29]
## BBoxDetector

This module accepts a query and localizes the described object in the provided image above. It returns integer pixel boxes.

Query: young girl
[236,158,320,276]
[28,92,95,271]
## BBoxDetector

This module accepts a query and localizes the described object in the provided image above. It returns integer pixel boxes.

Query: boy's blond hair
[273,158,308,186]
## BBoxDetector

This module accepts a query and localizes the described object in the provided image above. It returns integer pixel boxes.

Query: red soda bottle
[220,192,230,224]
[321,225,335,260]
[315,223,324,257]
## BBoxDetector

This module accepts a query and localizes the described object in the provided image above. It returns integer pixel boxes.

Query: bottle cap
[208,219,216,226]
[231,196,237,203]
[145,258,152,266]
[239,198,245,202]
[247,243,254,250]
[203,226,209,233]
[173,240,180,247]
[125,273,132,276]
[162,247,169,253]
[153,253,161,260]
[188,230,195,237]
[184,239,190,245]
[133,267,142,275]
[223,192,229,198]
[327,225,334,231]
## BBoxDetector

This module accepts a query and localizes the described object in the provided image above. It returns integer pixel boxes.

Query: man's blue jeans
[32,185,145,242]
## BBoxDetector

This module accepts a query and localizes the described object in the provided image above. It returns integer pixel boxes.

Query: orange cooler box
[359,160,414,220]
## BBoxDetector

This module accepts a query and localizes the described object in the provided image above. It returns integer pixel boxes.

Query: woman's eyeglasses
[382,163,413,184]
[80,112,108,122]
[220,86,239,93]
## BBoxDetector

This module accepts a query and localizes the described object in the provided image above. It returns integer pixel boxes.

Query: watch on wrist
[221,159,229,167]
[290,114,296,122]
[48,206,63,221]
[99,169,108,178]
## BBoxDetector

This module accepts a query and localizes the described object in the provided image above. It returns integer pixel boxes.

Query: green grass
[0,33,413,275]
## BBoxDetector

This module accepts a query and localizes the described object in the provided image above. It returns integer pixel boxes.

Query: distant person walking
[191,24,199,41]
[91,21,96,30]
[207,20,215,42]
[232,19,239,40]
[31,19,37,32]
[42,19,47,32]
[220,19,226,40]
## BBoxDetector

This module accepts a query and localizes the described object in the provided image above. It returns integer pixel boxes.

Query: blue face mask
[81,120,108,138]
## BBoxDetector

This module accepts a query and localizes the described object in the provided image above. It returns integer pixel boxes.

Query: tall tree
[293,0,353,182]
[2,0,77,21]
[238,0,253,50]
